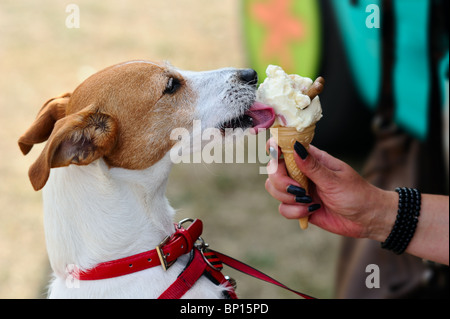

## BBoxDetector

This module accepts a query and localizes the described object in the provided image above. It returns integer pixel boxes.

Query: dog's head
[18,60,275,190]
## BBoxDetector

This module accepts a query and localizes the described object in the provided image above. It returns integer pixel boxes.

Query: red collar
[71,218,314,299]
[73,218,205,280]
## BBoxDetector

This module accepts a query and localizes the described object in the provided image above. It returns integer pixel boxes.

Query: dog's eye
[164,77,181,95]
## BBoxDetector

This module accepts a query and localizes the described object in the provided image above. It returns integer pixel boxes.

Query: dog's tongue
[245,102,275,134]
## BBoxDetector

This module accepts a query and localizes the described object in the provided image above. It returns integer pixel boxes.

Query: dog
[18,60,275,298]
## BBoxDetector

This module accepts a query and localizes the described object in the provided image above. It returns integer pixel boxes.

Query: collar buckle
[156,235,176,271]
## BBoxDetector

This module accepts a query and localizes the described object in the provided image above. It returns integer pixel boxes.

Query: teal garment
[330,0,381,109]
[332,0,435,140]
[439,52,449,111]
[393,0,430,141]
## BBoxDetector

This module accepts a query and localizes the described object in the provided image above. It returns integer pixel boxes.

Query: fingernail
[308,204,321,213]
[294,142,308,160]
[296,196,313,204]
[287,185,306,196]
[269,146,278,159]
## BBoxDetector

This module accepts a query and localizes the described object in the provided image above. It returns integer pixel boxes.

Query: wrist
[367,189,398,243]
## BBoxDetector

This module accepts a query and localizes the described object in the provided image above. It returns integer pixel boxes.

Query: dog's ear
[23,104,118,191]
[18,93,72,155]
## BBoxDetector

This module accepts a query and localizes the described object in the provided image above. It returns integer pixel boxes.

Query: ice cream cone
[270,125,316,229]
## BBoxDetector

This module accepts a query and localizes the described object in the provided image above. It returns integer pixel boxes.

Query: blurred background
[3,0,446,299]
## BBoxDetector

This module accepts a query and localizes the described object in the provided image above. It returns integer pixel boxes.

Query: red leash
[71,219,315,299]
[212,250,315,299]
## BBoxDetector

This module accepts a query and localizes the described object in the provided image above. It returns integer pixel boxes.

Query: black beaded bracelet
[381,187,421,255]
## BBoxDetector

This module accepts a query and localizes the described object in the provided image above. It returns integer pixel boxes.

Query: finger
[279,202,322,220]
[279,203,312,220]
[308,145,345,172]
[267,159,302,191]
[265,178,297,205]
[293,142,336,187]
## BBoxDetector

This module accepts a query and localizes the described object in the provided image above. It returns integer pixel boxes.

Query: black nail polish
[287,185,306,196]
[294,142,308,160]
[296,196,313,204]
[308,204,321,213]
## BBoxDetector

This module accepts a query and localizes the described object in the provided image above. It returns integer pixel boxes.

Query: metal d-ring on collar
[177,218,195,229]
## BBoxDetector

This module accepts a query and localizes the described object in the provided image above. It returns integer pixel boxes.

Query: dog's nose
[238,69,258,85]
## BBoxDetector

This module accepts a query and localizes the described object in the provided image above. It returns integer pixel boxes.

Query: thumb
[293,142,338,186]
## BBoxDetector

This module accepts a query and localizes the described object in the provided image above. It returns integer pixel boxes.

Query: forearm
[369,191,449,265]
[406,194,449,265]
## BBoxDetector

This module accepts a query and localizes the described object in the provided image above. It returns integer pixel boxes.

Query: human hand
[265,139,397,240]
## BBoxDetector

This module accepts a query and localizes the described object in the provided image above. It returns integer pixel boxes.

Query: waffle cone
[270,125,316,229]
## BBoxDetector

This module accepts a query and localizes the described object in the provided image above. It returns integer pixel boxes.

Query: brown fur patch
[68,61,196,170]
